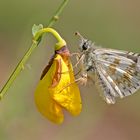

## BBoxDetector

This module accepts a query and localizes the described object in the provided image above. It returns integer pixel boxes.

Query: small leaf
[32,24,43,37]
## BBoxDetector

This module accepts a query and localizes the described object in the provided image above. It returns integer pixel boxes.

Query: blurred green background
[0,0,140,140]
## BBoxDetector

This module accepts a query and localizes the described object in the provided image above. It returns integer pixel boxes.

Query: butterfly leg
[70,52,85,68]
[57,72,87,94]
[59,53,85,75]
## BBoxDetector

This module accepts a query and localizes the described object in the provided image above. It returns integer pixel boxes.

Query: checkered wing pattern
[94,48,140,104]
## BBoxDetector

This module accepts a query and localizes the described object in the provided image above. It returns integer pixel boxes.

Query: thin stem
[0,41,38,99]
[47,0,69,27]
[0,0,69,100]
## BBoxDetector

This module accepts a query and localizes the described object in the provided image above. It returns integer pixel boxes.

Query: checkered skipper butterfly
[74,32,140,104]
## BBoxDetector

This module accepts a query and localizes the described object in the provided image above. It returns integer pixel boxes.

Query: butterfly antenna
[75,32,85,40]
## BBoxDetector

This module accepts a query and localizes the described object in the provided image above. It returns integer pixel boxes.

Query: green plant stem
[0,0,69,100]
[47,0,69,27]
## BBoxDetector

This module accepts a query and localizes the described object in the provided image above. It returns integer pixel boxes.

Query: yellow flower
[34,28,82,124]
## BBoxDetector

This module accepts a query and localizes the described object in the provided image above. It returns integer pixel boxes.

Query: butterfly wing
[94,48,140,104]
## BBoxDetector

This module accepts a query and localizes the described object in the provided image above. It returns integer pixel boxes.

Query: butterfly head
[75,32,92,52]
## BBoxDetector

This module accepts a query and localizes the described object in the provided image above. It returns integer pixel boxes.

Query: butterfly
[74,32,140,104]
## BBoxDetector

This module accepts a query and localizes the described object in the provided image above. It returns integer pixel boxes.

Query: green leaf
[32,24,43,37]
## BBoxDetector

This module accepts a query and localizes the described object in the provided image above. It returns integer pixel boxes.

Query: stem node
[54,16,59,21]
